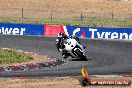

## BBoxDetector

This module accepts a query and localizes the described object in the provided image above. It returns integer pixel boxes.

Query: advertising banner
[1,23,132,40]
[44,25,132,40]
[63,26,86,38]
[44,25,64,37]
[0,23,44,36]
[84,27,132,40]
[44,25,86,38]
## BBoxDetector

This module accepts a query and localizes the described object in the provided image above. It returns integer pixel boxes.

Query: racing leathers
[56,35,68,52]
[56,33,85,59]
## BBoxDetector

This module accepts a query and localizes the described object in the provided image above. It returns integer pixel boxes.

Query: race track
[0,35,132,77]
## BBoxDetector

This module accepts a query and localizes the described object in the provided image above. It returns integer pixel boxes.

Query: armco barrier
[44,25,132,40]
[0,23,44,36]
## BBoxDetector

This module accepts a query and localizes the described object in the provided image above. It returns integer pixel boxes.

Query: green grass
[0,17,132,28]
[0,49,34,64]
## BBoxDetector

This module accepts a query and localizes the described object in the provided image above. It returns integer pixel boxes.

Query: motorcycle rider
[56,32,69,58]
[56,32,67,51]
[56,32,85,59]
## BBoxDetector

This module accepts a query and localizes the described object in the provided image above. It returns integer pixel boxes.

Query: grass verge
[0,48,34,64]
[0,17,132,28]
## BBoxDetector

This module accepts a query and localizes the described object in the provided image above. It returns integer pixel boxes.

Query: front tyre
[82,56,88,61]
[75,49,87,61]
[75,49,83,57]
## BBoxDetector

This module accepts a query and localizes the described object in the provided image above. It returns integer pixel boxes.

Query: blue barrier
[0,23,44,36]
[63,26,86,38]
[84,27,132,40]
[0,23,132,40]
[63,26,132,40]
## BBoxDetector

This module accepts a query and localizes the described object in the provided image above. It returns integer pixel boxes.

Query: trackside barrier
[44,25,132,40]
[0,23,132,40]
[0,23,44,36]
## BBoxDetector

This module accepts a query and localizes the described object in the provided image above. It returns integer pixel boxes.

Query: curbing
[0,48,65,72]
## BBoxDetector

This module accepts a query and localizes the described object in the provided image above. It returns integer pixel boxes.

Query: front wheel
[81,56,87,61]
[75,49,83,57]
[75,49,87,61]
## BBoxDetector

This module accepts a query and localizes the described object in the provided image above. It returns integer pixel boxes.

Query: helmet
[57,32,64,38]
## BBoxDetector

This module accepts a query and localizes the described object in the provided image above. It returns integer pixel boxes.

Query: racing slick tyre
[75,49,87,61]
[75,49,83,57]
[79,78,90,86]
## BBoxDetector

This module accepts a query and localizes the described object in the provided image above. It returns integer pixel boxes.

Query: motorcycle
[56,37,87,60]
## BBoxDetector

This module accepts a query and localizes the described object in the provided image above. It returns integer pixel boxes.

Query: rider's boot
[62,50,68,59]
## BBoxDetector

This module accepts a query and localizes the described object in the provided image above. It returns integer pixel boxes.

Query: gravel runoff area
[0,77,131,88]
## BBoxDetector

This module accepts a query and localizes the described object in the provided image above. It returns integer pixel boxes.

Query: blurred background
[0,0,131,27]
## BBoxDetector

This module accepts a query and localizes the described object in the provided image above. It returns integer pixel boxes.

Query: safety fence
[0,23,132,40]
[0,8,132,27]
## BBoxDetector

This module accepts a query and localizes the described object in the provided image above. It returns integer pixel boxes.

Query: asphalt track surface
[0,35,132,77]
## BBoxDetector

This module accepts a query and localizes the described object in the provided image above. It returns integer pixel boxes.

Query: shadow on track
[69,58,92,61]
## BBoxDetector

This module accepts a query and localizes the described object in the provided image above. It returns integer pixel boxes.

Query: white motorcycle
[62,37,87,60]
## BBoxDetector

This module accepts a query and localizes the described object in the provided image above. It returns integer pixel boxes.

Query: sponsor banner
[44,25,86,38]
[63,26,86,38]
[63,26,132,40]
[85,27,132,40]
[44,25,64,37]
[0,23,44,36]
[44,25,132,40]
